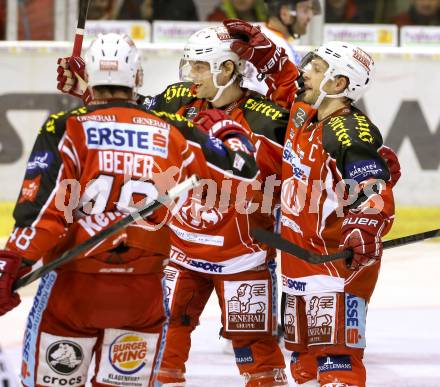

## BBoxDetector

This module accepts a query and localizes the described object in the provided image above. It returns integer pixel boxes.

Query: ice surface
[1,243,439,386]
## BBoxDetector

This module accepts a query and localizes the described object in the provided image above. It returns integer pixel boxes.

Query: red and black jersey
[242,51,396,299]
[260,102,394,301]
[6,101,257,274]
[141,83,289,274]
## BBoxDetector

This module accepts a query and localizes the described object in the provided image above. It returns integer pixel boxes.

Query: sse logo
[283,140,310,182]
[110,334,148,374]
[345,294,366,348]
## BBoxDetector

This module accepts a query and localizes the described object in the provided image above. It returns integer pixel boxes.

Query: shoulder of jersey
[242,93,288,133]
[148,109,196,132]
[322,108,383,155]
[144,82,197,112]
[38,105,90,138]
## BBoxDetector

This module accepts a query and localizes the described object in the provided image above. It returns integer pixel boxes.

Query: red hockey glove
[0,250,31,316]
[57,56,91,104]
[223,18,287,75]
[194,109,255,153]
[378,145,401,188]
[340,212,386,271]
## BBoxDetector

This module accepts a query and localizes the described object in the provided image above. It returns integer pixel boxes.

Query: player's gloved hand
[0,250,31,316]
[378,145,401,187]
[194,109,255,153]
[223,18,287,75]
[340,212,386,271]
[57,56,91,104]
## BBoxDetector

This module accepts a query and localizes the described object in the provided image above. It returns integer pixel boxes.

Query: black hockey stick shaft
[251,227,440,265]
[382,228,440,249]
[13,176,199,290]
[72,0,90,56]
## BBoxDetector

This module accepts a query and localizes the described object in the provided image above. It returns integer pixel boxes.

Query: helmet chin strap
[208,72,238,103]
[312,70,348,109]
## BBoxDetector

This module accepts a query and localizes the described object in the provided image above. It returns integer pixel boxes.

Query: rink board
[0,42,439,205]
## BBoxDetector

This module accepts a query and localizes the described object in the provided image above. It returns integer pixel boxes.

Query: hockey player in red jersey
[56,26,290,386]
[223,21,400,387]
[140,27,290,387]
[56,26,400,387]
[276,42,396,387]
[0,33,258,387]
[59,27,288,387]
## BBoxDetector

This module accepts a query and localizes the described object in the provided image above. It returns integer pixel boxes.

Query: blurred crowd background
[1,0,440,41]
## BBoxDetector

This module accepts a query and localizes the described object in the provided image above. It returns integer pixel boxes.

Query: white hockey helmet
[85,33,142,90]
[300,41,375,108]
[179,26,245,102]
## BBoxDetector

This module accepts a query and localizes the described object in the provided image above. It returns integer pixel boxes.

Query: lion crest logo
[229,283,266,314]
[306,296,333,327]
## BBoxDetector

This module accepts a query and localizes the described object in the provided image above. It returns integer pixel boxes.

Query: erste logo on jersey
[82,121,169,158]
[109,333,148,374]
[283,140,311,182]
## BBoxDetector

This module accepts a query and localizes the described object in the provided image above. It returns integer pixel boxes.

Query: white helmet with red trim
[300,41,375,108]
[85,33,142,90]
[179,26,245,102]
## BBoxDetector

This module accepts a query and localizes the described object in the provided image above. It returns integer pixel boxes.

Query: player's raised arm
[223,18,303,108]
[151,108,258,182]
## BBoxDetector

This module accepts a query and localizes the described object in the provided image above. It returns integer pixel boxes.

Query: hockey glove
[194,109,255,153]
[0,250,31,316]
[223,18,288,75]
[378,145,401,188]
[340,212,386,271]
[57,56,91,104]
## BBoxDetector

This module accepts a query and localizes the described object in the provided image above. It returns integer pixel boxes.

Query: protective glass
[289,0,322,17]
[298,51,318,71]
[179,59,212,83]
[311,0,322,15]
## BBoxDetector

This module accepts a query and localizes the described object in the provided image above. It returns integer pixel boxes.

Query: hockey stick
[13,175,199,290]
[251,227,440,265]
[72,0,90,56]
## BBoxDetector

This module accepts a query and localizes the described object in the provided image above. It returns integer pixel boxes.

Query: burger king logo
[109,333,148,374]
